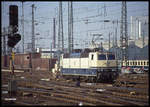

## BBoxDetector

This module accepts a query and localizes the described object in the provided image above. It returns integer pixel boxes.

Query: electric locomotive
[60,49,119,82]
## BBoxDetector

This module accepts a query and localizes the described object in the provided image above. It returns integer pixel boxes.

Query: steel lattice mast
[120,1,128,67]
[68,1,73,53]
[31,4,35,53]
[58,1,64,52]
[22,2,24,53]
[53,18,56,49]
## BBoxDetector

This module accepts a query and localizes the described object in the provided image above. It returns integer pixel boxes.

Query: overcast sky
[1,1,148,52]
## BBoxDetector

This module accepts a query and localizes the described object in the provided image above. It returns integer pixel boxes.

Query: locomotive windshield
[107,54,115,60]
[98,54,106,60]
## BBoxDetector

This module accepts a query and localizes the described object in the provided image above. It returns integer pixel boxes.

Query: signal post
[8,5,21,97]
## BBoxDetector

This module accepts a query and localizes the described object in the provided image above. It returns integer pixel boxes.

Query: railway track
[2,79,148,106]
[2,71,149,106]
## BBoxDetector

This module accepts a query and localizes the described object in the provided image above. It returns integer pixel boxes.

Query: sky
[1,1,149,52]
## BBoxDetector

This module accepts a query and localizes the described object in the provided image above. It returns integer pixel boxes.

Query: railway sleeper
[108,87,148,96]
[40,94,95,106]
[111,91,148,100]
[51,92,124,106]
[112,80,143,87]
[89,91,148,105]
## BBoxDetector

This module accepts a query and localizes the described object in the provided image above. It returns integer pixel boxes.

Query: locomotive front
[89,52,118,82]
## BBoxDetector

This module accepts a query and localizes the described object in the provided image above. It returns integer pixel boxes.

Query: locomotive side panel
[62,58,80,68]
[80,58,89,69]
[69,58,80,68]
[62,52,118,69]
[97,60,117,68]
[62,58,89,69]
[62,58,69,68]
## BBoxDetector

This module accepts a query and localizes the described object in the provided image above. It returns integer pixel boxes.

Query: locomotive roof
[63,48,115,58]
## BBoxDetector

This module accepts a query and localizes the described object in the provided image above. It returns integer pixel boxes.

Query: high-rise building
[130,16,148,40]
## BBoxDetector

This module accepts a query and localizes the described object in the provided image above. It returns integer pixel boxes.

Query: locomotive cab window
[98,54,106,60]
[107,54,115,60]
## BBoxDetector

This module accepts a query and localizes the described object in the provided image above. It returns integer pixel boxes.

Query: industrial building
[130,16,148,40]
[36,48,58,59]
[107,38,148,60]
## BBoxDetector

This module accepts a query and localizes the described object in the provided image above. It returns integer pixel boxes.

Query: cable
[23,5,148,25]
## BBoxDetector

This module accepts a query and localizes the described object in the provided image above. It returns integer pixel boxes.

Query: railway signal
[7,33,21,48]
[8,5,21,48]
[9,5,18,33]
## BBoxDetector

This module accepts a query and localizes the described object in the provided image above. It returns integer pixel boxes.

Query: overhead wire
[2,1,148,49]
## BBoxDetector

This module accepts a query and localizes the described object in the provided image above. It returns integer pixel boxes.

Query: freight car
[60,50,119,82]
